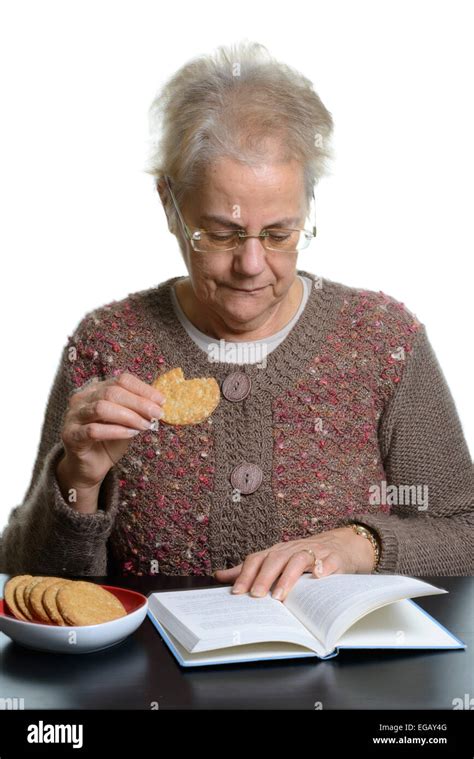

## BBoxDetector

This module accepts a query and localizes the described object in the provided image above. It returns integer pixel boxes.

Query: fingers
[68,374,166,428]
[230,549,341,603]
[93,383,165,422]
[254,549,321,599]
[75,399,157,431]
[312,554,343,578]
[111,372,166,405]
[231,551,288,597]
[213,565,242,581]
[64,422,142,447]
[276,548,327,585]
[270,552,340,602]
[70,372,165,408]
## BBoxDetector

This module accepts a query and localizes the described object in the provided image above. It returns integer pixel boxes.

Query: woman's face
[164,156,308,335]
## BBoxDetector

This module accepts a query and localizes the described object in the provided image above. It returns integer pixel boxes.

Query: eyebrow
[198,214,301,229]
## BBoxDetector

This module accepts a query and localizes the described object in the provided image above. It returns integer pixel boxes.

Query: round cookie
[4,575,33,620]
[15,576,42,620]
[56,581,127,626]
[22,577,47,620]
[152,367,220,425]
[28,577,66,623]
[43,579,73,625]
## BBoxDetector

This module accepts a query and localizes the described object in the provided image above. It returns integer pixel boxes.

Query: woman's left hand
[213,526,376,601]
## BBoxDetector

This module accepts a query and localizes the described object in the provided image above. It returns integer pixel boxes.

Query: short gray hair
[144,40,334,228]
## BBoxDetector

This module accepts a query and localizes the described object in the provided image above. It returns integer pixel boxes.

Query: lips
[229,286,267,292]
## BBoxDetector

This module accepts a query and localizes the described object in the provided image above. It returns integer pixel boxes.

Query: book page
[149,585,326,655]
[283,574,447,652]
[337,599,465,650]
[159,625,323,667]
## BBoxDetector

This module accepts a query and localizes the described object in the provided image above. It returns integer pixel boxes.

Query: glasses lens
[263,229,306,252]
[191,229,311,253]
[192,230,238,252]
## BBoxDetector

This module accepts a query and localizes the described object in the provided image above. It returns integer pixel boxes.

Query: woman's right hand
[56,372,166,511]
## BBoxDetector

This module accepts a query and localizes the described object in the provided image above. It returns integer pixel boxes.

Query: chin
[218,302,265,324]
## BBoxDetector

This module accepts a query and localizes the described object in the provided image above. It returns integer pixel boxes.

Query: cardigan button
[230,462,263,494]
[221,371,251,402]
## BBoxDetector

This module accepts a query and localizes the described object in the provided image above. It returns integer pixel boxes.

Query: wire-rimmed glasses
[163,175,317,254]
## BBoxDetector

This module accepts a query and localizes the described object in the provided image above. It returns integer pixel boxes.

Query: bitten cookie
[152,367,220,425]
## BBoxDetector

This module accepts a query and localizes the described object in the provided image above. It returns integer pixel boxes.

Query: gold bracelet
[350,523,380,572]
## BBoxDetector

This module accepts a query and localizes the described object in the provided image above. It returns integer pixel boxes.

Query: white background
[1,0,472,530]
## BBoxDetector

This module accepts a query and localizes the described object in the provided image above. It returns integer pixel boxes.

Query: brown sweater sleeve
[0,334,120,576]
[341,325,474,575]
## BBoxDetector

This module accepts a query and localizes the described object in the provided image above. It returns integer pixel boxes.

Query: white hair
[144,40,334,229]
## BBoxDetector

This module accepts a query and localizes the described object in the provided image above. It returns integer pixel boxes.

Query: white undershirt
[169,275,312,364]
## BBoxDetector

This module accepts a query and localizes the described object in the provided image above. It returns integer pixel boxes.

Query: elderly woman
[1,42,472,601]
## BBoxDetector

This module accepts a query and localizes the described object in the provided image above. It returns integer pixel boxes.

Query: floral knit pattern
[272,290,420,541]
[68,272,420,576]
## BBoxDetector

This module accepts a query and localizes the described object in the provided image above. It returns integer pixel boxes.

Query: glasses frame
[163,174,317,253]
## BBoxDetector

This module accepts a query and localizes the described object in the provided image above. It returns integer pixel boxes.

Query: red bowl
[0,583,149,653]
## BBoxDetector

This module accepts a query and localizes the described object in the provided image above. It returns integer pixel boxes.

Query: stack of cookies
[4,575,127,626]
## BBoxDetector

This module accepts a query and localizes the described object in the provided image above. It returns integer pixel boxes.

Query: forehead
[207,156,304,195]
[189,157,306,220]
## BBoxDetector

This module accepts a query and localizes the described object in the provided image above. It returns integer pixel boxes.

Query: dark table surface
[1,574,472,710]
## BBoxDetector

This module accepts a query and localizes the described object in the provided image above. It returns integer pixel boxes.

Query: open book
[146,574,466,667]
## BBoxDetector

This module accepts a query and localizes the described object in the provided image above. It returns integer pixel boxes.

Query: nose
[231,236,267,277]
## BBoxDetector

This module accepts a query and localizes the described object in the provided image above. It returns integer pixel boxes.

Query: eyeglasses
[163,175,317,254]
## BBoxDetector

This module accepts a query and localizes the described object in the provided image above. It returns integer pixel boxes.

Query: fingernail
[272,588,284,600]
[232,584,245,594]
[127,429,142,437]
[250,585,266,597]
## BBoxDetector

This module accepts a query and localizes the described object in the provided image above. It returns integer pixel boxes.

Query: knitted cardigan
[1,269,472,577]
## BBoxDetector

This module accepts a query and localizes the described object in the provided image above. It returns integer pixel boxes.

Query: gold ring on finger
[300,548,316,569]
